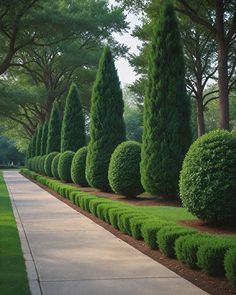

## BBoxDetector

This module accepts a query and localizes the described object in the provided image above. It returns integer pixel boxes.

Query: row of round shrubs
[27,130,236,223]
[27,140,144,197]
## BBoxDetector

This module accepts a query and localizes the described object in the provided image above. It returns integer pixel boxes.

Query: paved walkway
[4,171,207,295]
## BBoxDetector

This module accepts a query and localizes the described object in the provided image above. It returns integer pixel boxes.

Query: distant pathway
[4,171,207,295]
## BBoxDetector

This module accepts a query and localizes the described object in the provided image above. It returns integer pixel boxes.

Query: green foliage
[130,216,153,239]
[35,124,43,156]
[44,152,59,177]
[0,136,25,165]
[40,122,48,155]
[31,131,37,157]
[71,146,88,186]
[117,212,146,235]
[197,240,234,276]
[86,46,126,190]
[225,248,236,286]
[180,130,236,222]
[51,153,61,179]
[46,101,61,154]
[61,83,86,152]
[157,226,197,258]
[39,155,47,175]
[141,2,191,197]
[108,141,143,196]
[141,220,174,250]
[58,151,75,182]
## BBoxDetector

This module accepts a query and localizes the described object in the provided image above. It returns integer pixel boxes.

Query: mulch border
[22,173,236,295]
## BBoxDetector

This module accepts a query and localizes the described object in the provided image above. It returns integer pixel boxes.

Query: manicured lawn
[141,205,196,222]
[0,172,30,295]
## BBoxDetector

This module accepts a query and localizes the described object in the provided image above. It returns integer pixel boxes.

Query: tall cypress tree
[41,122,48,155]
[140,2,192,198]
[36,124,43,156]
[86,46,126,190]
[46,101,61,154]
[32,130,37,157]
[61,83,85,152]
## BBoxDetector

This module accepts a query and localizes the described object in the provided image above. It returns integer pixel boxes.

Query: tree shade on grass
[0,172,30,295]
[36,124,43,156]
[140,2,192,198]
[61,83,86,152]
[46,101,61,154]
[40,122,48,155]
[86,46,126,190]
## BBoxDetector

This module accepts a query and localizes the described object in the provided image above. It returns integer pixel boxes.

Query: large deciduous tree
[61,83,85,152]
[141,2,192,198]
[86,46,126,190]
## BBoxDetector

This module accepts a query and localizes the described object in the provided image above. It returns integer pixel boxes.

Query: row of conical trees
[27,2,191,199]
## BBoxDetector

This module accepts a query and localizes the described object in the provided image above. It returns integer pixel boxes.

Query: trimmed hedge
[225,248,236,286]
[180,130,236,222]
[51,153,61,179]
[108,141,144,196]
[21,168,236,285]
[58,151,75,182]
[157,226,197,258]
[141,220,174,250]
[44,152,59,177]
[197,239,235,276]
[39,155,47,175]
[71,147,88,186]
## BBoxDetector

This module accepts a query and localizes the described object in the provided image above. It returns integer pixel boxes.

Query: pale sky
[109,0,143,86]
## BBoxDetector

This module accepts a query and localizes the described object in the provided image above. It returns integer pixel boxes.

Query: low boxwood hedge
[225,248,236,286]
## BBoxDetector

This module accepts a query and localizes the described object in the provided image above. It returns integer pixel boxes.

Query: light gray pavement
[4,171,208,295]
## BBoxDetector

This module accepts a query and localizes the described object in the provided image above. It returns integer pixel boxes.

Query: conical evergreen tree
[36,124,43,156]
[61,83,86,152]
[40,122,48,155]
[46,101,61,154]
[140,2,192,198]
[31,130,37,157]
[86,46,126,190]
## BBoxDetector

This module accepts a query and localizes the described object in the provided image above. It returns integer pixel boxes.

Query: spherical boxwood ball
[71,147,88,186]
[39,155,47,175]
[51,153,61,179]
[58,151,75,182]
[108,141,144,197]
[44,152,59,177]
[179,130,236,222]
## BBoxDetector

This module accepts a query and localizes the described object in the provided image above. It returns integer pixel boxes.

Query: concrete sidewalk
[4,171,207,295]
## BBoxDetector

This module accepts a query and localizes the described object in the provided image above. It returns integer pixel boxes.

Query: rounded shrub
[108,141,144,196]
[180,130,236,222]
[44,152,59,177]
[39,155,47,175]
[71,146,88,186]
[58,151,75,182]
[51,153,61,179]
[225,248,236,286]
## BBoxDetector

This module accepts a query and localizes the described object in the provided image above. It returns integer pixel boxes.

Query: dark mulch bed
[23,174,236,295]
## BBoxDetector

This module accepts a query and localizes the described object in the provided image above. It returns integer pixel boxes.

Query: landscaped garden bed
[21,168,236,295]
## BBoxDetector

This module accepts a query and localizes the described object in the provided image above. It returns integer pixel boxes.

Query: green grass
[140,205,196,222]
[0,172,30,295]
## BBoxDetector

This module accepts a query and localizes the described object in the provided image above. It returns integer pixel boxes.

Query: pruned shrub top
[71,146,88,186]
[44,152,59,177]
[108,141,144,196]
[58,151,75,182]
[51,153,61,179]
[180,130,236,222]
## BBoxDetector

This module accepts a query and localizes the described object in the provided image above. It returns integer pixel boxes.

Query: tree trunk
[216,0,230,130]
[196,98,205,136]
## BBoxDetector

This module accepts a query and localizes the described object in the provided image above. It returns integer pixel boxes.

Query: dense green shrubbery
[71,147,88,186]
[108,141,143,196]
[44,152,59,177]
[225,248,236,286]
[157,226,197,258]
[197,239,234,276]
[21,168,236,285]
[58,151,75,182]
[141,220,174,250]
[180,130,236,222]
[51,153,61,179]
[39,155,47,175]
